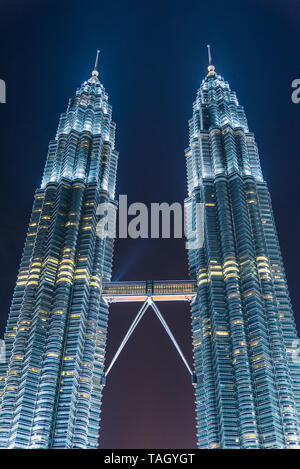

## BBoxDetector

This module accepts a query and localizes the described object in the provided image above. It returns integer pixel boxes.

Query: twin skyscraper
[0,50,299,449]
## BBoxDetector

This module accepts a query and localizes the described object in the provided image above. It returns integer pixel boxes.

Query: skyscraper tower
[0,53,118,448]
[185,46,300,449]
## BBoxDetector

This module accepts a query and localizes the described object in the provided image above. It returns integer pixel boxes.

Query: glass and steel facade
[0,66,118,448]
[185,63,300,448]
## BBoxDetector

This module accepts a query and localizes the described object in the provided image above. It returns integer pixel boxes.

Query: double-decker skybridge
[102,280,197,303]
[101,280,198,386]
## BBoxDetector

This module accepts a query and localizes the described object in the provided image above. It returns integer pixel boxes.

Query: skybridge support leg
[148,298,194,377]
[104,299,150,380]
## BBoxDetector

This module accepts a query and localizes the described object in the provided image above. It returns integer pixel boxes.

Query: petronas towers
[0,49,300,449]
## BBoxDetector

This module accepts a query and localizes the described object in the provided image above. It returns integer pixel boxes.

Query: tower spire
[91,49,100,81]
[207,44,212,66]
[93,49,100,72]
[206,44,216,77]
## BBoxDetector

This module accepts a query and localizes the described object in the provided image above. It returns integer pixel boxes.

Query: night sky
[0,0,299,449]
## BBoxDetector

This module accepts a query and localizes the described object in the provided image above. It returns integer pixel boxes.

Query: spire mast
[91,49,100,81]
[93,49,100,72]
[207,44,212,66]
[206,44,216,77]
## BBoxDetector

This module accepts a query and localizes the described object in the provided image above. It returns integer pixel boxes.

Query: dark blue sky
[0,0,299,449]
